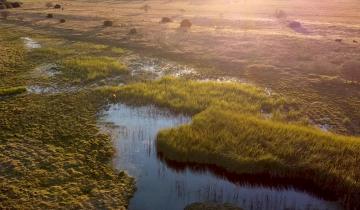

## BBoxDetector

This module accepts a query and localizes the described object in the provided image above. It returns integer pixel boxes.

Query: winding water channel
[100,104,343,210]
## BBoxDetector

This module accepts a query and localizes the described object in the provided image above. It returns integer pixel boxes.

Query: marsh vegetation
[100,77,360,209]
[1,0,360,209]
[100,103,341,210]
[0,27,134,209]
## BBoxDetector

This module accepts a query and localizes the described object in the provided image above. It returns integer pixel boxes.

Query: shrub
[160,17,172,23]
[128,28,137,35]
[45,2,53,8]
[10,2,20,8]
[4,2,12,9]
[47,13,53,18]
[103,20,113,27]
[59,18,65,23]
[288,20,301,29]
[180,19,192,28]
[1,10,9,19]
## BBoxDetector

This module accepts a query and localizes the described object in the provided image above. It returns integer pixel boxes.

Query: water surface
[101,104,343,210]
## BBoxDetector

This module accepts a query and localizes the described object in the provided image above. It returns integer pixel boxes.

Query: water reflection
[100,104,343,210]
[21,37,41,49]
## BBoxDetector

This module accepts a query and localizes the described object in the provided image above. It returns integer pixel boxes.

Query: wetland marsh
[1,0,360,209]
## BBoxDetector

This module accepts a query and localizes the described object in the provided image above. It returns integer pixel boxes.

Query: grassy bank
[0,27,135,209]
[100,77,360,208]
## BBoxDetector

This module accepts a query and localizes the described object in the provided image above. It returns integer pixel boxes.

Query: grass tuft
[0,86,26,96]
[61,56,128,81]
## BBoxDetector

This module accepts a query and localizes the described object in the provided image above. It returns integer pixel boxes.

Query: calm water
[101,104,343,210]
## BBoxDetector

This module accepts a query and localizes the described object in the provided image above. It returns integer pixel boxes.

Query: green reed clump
[0,86,26,96]
[61,56,128,81]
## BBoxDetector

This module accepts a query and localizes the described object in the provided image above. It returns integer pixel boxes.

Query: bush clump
[45,2,53,8]
[103,20,113,27]
[128,28,137,35]
[180,19,192,28]
[160,17,172,23]
[10,2,20,8]
[288,20,301,29]
[0,10,10,19]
